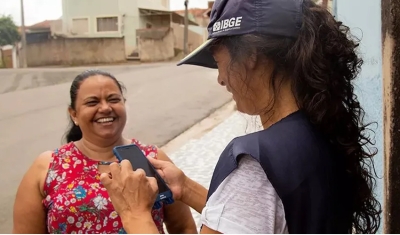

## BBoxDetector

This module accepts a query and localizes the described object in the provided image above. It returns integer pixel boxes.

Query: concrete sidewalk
[166,111,262,228]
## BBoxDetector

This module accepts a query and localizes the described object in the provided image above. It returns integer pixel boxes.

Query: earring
[74,121,78,126]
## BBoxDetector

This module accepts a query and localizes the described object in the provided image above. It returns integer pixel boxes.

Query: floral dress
[42,139,165,234]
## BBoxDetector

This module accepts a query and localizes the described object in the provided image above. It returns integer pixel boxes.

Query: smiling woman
[65,70,128,145]
[12,69,197,234]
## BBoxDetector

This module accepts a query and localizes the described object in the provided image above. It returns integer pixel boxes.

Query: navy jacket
[207,111,353,233]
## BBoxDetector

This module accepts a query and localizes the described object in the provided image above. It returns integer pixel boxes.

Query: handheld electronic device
[112,144,174,209]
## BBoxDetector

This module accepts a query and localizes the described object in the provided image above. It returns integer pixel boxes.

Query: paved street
[0,62,164,94]
[0,62,231,233]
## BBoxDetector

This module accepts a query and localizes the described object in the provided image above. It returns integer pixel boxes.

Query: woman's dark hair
[211,0,381,233]
[64,69,126,143]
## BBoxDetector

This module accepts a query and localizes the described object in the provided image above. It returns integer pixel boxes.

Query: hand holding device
[112,144,175,209]
[146,156,187,201]
[100,160,158,218]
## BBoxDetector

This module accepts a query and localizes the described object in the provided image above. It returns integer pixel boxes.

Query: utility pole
[20,0,28,68]
[184,0,189,55]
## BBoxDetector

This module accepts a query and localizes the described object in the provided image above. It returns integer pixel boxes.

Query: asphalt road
[0,63,231,233]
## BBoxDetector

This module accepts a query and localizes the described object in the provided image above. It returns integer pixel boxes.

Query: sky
[0,0,209,26]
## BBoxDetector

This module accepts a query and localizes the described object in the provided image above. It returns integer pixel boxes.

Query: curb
[161,100,236,155]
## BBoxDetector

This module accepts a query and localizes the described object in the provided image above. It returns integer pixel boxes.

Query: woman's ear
[124,99,130,125]
[68,107,78,125]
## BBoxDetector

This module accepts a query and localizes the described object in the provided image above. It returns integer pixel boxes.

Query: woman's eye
[86,101,98,106]
[109,98,121,103]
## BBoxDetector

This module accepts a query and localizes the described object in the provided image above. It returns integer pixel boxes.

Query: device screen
[115,145,170,194]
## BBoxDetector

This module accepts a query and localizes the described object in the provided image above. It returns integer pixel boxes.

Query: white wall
[62,0,123,38]
[137,0,170,11]
[334,0,383,232]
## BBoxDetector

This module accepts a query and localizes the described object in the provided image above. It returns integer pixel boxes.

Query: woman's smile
[93,117,118,128]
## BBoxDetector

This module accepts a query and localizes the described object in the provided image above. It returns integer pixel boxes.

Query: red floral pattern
[42,139,165,234]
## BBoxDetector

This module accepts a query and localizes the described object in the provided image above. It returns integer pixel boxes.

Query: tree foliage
[0,15,20,46]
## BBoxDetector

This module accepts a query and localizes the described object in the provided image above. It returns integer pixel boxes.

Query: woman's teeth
[96,117,114,123]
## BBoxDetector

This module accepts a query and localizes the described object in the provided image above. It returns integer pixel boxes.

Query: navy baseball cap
[177,0,304,69]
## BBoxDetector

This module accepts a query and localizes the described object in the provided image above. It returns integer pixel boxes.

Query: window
[71,18,89,34]
[96,17,118,32]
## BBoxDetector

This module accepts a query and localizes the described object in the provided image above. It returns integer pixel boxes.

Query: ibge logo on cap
[212,16,242,33]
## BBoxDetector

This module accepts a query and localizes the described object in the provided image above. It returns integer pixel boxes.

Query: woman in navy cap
[100,0,381,233]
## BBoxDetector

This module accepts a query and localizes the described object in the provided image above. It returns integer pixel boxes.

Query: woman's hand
[147,157,187,201]
[100,160,158,219]
[149,156,209,215]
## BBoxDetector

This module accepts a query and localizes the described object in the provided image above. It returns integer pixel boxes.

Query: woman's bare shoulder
[34,151,53,170]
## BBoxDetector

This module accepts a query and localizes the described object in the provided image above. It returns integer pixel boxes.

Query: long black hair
[63,69,126,143]
[210,0,381,233]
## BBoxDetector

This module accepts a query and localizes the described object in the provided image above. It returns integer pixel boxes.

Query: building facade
[58,0,172,57]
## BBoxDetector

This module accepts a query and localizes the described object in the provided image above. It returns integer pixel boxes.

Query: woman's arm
[121,211,221,234]
[157,149,198,234]
[146,155,209,214]
[13,151,52,234]
[181,177,208,214]
[153,149,210,233]
[121,212,160,234]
